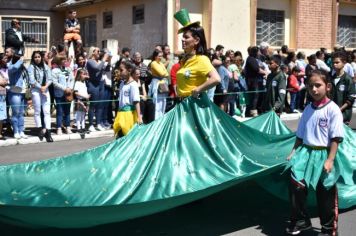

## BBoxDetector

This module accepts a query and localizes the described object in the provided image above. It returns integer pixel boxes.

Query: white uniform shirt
[296,100,344,147]
[73,81,88,100]
[13,28,23,54]
[118,80,140,109]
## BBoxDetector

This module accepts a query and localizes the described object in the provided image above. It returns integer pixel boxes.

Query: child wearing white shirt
[285,70,350,236]
[73,69,90,135]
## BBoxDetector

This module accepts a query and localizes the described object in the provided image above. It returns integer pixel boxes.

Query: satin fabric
[0,94,354,228]
[247,112,356,209]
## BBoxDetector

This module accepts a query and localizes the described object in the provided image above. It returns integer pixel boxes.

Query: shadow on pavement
[0,181,324,236]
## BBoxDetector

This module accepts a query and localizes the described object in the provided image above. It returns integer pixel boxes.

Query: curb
[0,130,114,147]
[0,113,305,147]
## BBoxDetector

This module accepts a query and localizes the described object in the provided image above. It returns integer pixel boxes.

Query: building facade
[0,0,64,59]
[1,0,355,59]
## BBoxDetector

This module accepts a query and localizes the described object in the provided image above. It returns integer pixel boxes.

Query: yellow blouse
[150,61,169,78]
[176,55,214,97]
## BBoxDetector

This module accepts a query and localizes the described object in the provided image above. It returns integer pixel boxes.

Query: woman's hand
[40,85,47,94]
[191,87,201,98]
[324,158,334,173]
[137,115,143,125]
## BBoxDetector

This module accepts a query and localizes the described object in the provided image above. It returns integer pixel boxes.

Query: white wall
[210,0,251,56]
[175,0,204,52]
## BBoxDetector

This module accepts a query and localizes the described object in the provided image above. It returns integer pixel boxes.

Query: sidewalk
[0,111,115,147]
[0,111,303,147]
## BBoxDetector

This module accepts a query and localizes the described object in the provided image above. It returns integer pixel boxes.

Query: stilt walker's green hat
[174,8,200,33]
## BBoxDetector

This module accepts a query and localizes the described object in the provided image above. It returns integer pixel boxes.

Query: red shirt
[288,74,300,93]
[169,63,180,97]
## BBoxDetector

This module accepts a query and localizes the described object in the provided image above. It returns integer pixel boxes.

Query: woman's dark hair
[30,50,44,67]
[234,51,243,58]
[296,51,305,60]
[184,24,207,55]
[250,46,259,57]
[0,53,7,68]
[206,48,214,61]
[121,60,137,76]
[281,45,289,54]
[75,54,85,66]
[316,50,324,59]
[151,49,162,61]
[286,51,296,63]
[351,51,356,62]
[57,44,65,54]
[307,54,317,63]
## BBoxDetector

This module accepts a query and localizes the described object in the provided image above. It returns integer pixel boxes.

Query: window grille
[337,15,356,48]
[133,5,145,25]
[79,15,96,47]
[256,9,285,47]
[1,17,47,48]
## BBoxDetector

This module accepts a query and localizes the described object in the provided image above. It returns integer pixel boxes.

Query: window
[79,15,96,47]
[1,17,47,48]
[256,9,284,47]
[337,15,356,48]
[103,11,112,28]
[133,5,144,24]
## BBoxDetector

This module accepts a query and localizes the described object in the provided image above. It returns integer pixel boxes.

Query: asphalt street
[0,116,355,236]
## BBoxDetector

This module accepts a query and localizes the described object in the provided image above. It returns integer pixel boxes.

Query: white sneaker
[97,124,105,131]
[57,128,63,135]
[88,125,96,132]
[65,127,72,134]
[20,132,28,139]
[14,133,21,139]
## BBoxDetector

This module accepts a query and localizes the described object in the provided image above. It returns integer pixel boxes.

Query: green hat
[174,8,200,34]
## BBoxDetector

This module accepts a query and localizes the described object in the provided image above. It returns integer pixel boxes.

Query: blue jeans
[8,92,25,134]
[88,87,103,126]
[101,86,112,126]
[55,96,71,128]
[290,92,298,112]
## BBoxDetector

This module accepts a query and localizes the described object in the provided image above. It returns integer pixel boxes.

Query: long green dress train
[0,94,354,228]
[245,111,356,209]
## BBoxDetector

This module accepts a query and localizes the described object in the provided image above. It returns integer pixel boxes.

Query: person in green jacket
[331,51,355,125]
[262,55,287,115]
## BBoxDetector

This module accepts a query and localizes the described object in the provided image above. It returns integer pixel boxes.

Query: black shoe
[44,130,53,143]
[286,220,312,235]
[38,129,45,141]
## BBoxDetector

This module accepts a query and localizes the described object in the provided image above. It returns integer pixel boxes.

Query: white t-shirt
[316,59,331,73]
[74,81,88,99]
[296,100,344,147]
[118,80,140,109]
